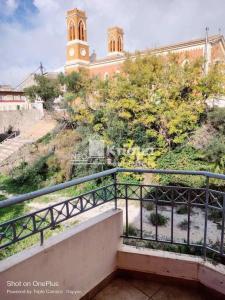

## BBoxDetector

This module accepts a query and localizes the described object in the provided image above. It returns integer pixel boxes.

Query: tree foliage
[24,74,61,110]
[61,54,225,171]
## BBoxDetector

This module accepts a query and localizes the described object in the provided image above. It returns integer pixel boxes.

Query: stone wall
[0,109,44,134]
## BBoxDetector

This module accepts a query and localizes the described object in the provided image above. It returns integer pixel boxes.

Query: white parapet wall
[117,245,225,295]
[0,209,123,300]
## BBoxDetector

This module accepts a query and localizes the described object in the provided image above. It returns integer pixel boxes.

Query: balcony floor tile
[93,278,205,300]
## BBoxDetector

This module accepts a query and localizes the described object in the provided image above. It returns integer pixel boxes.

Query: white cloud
[0,0,225,87]
[5,0,19,15]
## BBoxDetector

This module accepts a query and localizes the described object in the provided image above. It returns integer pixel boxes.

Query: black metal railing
[0,168,225,261]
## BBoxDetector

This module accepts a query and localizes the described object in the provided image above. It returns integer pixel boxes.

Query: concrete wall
[0,109,44,134]
[0,209,123,300]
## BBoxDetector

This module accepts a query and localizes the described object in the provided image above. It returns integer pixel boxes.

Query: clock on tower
[65,8,90,73]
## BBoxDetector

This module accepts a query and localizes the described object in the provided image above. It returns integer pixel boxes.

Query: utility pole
[204,27,209,75]
[40,62,44,75]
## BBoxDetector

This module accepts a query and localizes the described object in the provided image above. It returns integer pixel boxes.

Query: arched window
[69,21,75,40]
[109,40,115,52]
[118,36,122,52]
[78,20,85,41]
[109,40,113,52]
[112,40,116,52]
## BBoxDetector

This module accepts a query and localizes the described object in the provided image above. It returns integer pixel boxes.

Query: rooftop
[91,34,225,65]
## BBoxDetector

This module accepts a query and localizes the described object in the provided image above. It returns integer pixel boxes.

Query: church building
[65,8,225,79]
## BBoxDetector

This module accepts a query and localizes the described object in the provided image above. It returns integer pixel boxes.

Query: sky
[0,0,225,87]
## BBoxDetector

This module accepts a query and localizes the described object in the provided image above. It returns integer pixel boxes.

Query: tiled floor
[93,277,206,300]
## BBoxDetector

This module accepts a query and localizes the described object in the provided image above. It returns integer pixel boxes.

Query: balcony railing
[0,168,225,262]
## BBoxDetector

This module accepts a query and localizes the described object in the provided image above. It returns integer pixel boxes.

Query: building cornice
[67,40,88,46]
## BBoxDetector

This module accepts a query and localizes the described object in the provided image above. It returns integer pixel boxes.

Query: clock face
[80,48,86,57]
[69,48,75,57]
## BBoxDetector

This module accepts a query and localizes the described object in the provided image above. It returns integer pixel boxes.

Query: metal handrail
[1,167,225,209]
[0,131,18,145]
[0,167,225,261]
[0,168,118,208]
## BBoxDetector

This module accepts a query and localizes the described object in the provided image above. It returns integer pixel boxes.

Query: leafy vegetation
[208,209,222,222]
[143,201,154,211]
[1,154,60,194]
[125,224,138,236]
[176,205,188,214]
[178,219,190,230]
[149,212,168,226]
[24,74,61,110]
[1,53,225,258]
[58,54,225,177]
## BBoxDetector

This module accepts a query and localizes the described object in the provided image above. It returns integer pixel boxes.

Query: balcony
[0,168,225,299]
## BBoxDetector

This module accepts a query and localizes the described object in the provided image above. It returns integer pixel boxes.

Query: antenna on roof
[219,28,222,35]
[40,62,44,75]
[204,27,209,75]
[205,27,209,41]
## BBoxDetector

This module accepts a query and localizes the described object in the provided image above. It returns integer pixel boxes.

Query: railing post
[50,207,55,229]
[140,185,143,239]
[220,194,225,256]
[40,230,44,246]
[203,176,209,260]
[187,189,191,246]
[125,184,128,237]
[171,188,174,244]
[155,188,158,242]
[113,173,117,210]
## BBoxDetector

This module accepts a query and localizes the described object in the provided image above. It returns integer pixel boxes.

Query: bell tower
[65,8,90,73]
[107,27,124,56]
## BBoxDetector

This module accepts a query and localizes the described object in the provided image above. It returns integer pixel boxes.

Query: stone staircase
[0,136,33,164]
[0,116,57,165]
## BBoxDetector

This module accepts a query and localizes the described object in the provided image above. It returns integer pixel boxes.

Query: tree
[63,54,225,169]
[24,75,61,110]
[59,70,104,124]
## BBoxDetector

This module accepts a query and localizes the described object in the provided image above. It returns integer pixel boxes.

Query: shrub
[203,135,225,173]
[37,132,53,144]
[125,224,138,236]
[178,219,190,230]
[157,146,209,188]
[176,205,188,214]
[208,107,225,134]
[4,153,60,193]
[149,213,168,226]
[143,201,154,211]
[0,194,6,201]
[208,209,222,222]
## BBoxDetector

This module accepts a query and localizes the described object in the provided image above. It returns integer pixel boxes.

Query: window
[109,40,113,52]
[109,40,116,52]
[78,20,85,41]
[112,40,115,51]
[118,36,122,52]
[69,21,75,40]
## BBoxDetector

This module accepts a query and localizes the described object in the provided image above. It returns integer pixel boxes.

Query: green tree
[24,74,61,110]
[63,54,225,170]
